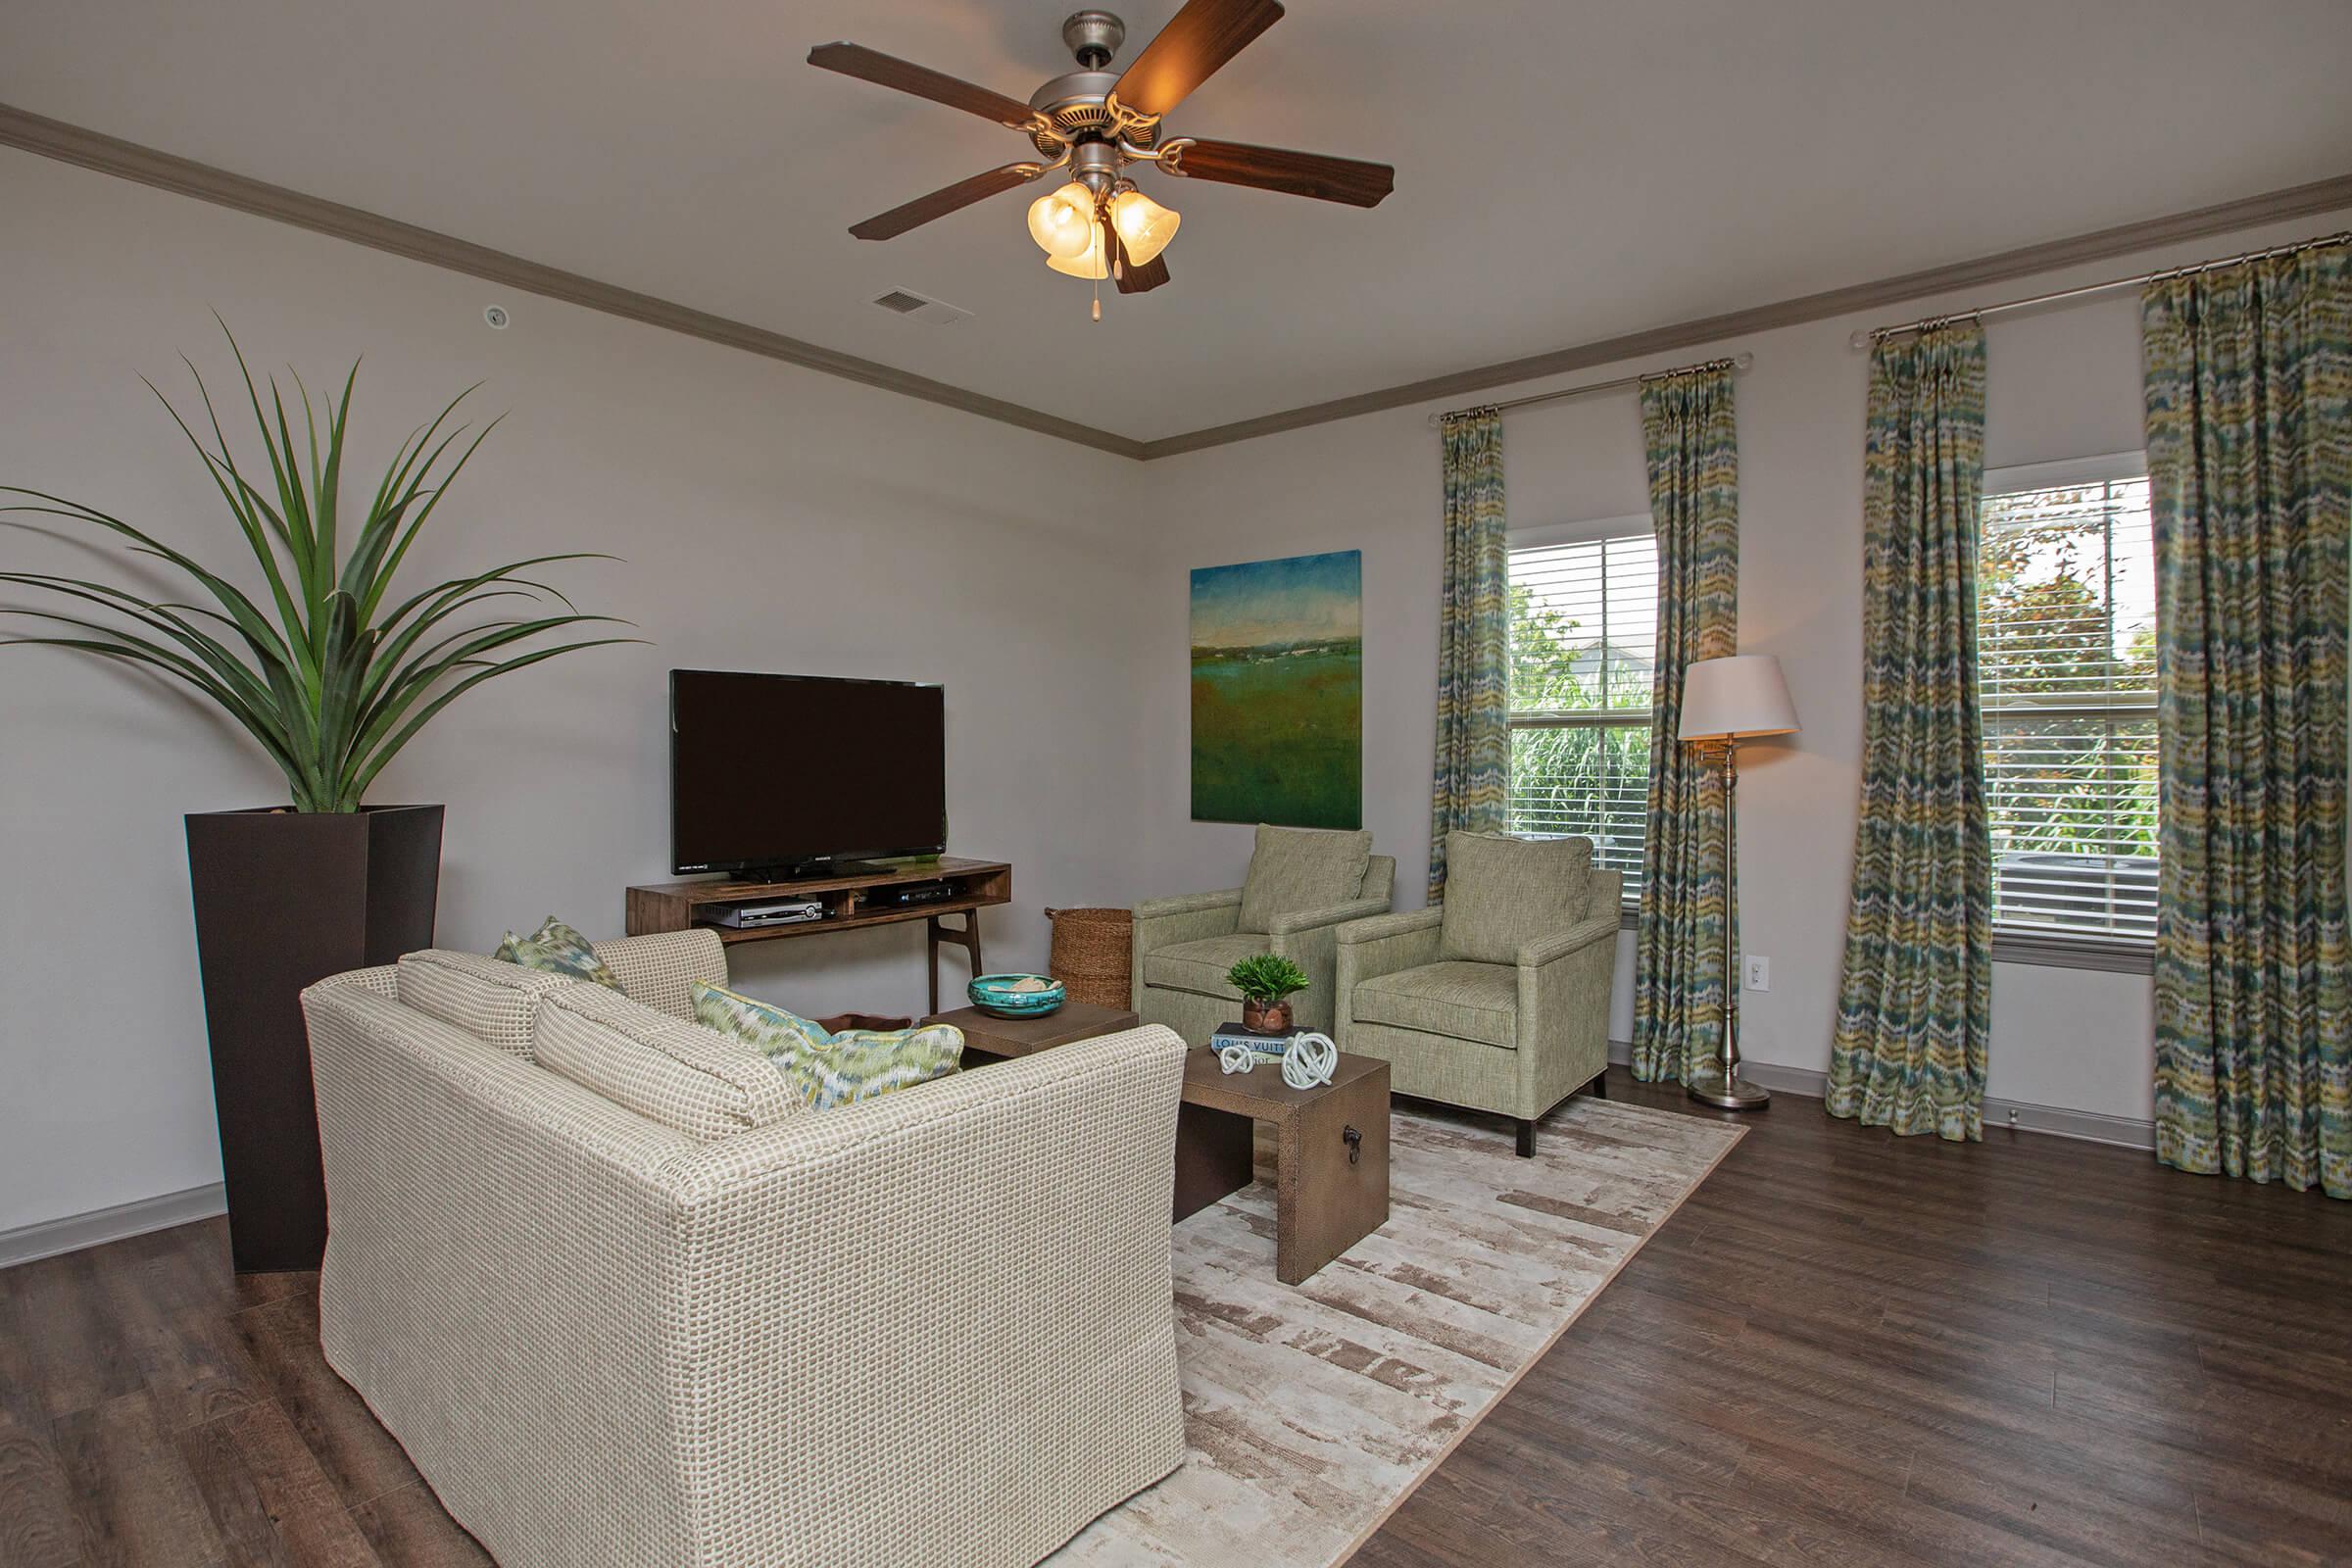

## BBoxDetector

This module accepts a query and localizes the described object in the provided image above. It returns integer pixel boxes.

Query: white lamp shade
[1680,655,1799,741]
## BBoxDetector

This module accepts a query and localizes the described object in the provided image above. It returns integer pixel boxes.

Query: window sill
[1990,930,2153,975]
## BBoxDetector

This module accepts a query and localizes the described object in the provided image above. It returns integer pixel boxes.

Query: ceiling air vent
[870,288,973,325]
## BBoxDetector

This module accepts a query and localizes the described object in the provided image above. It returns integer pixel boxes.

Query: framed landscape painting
[1191,549,1363,828]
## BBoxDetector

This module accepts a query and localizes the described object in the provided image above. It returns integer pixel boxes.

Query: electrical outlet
[1743,956,1771,992]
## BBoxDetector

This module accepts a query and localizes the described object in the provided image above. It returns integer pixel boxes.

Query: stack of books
[1208,1020,1294,1063]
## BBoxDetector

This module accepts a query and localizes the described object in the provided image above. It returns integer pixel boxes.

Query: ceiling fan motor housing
[1061,10,1125,68]
[1030,11,1163,160]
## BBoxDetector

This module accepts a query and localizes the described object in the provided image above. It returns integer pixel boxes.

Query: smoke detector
[870,287,973,325]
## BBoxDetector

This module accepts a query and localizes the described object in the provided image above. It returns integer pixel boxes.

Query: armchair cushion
[1141,933,1266,1000]
[1439,831,1595,966]
[1350,959,1519,1050]
[1237,825,1374,934]
[1264,896,1392,936]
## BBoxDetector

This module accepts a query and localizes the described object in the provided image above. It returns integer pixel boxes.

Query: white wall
[6,136,2343,1239]
[1131,202,2352,1126]
[0,150,1151,1236]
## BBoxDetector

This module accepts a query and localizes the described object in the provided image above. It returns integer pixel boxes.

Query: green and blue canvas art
[1191,550,1363,828]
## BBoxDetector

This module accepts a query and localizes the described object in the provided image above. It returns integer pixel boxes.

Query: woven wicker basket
[1045,906,1135,1011]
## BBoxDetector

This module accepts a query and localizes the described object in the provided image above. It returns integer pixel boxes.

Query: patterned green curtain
[1430,410,1509,900]
[1827,323,1991,1142]
[2144,246,2351,1199]
[1631,366,1740,1083]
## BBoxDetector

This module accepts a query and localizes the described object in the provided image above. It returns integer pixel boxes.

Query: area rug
[1049,1096,1744,1567]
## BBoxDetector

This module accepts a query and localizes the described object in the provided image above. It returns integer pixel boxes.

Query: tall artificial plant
[1,327,631,811]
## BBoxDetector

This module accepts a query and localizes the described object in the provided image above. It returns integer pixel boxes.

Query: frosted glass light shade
[1108,189,1181,267]
[1679,655,1799,741]
[1026,184,1096,260]
[1046,220,1108,279]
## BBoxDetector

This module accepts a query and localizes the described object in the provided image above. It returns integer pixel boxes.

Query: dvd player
[863,880,956,910]
[712,899,826,929]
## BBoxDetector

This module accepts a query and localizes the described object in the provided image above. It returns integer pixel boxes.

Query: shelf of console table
[625,858,1010,1012]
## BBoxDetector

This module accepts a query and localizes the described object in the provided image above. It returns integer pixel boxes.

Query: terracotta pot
[1242,998,1294,1033]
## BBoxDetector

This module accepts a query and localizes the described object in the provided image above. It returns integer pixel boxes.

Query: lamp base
[1686,1066,1770,1111]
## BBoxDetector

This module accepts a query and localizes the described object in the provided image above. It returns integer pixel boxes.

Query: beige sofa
[300,928,1188,1568]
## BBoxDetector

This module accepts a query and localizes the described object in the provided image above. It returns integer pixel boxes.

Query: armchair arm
[1514,914,1620,970]
[1334,906,1444,950]
[1266,897,1393,1033]
[1517,916,1620,1107]
[1134,887,1245,919]
[1333,906,1446,1041]
[1265,896,1393,937]
[1132,889,1244,1010]
[1132,888,1243,951]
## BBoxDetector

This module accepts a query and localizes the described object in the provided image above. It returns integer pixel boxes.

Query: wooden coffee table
[922,1000,1140,1061]
[1177,1047,1391,1286]
[922,1004,1392,1285]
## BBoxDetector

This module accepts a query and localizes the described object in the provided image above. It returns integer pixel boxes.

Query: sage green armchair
[1335,831,1619,1156]
[1132,826,1396,1044]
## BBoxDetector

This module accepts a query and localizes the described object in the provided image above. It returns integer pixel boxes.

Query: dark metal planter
[185,804,443,1273]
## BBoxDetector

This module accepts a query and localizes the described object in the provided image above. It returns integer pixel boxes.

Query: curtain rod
[1851,229,2352,349]
[1429,353,1754,427]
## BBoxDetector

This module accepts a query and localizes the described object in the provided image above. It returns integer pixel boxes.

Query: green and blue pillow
[692,980,961,1111]
[494,915,625,992]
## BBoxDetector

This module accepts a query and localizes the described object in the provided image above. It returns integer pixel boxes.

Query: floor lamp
[1678,655,1799,1110]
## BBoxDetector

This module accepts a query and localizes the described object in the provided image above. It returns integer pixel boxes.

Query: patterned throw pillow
[692,980,962,1112]
[494,915,625,993]
[690,980,834,1056]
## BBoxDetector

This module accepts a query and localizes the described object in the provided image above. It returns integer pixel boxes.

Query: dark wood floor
[3,1071,2348,1567]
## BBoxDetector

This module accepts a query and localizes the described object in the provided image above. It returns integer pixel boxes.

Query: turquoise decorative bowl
[968,973,1066,1018]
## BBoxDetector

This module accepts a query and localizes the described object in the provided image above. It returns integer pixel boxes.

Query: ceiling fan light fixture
[1025,182,1097,259]
[1045,219,1109,279]
[1107,188,1180,268]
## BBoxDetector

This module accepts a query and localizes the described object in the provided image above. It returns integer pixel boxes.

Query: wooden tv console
[625,858,1010,1012]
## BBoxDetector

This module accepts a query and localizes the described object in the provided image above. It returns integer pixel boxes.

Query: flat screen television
[669,669,946,877]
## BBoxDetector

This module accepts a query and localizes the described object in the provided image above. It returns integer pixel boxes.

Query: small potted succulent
[1227,954,1309,1034]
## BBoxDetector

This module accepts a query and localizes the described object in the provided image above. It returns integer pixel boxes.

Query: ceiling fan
[808,1,1395,313]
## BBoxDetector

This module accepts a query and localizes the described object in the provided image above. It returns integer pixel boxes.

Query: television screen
[669,669,946,876]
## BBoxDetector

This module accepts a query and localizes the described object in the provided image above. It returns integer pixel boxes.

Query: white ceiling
[8,0,2350,442]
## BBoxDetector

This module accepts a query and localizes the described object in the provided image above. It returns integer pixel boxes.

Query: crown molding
[0,102,1148,461]
[6,100,2349,466]
[1133,169,2352,459]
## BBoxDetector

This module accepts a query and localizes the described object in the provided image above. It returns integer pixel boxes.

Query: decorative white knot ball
[1282,1031,1339,1090]
[1217,1043,1258,1074]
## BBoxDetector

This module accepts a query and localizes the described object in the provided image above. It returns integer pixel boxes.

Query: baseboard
[1605,1041,2156,1151]
[0,1182,226,1270]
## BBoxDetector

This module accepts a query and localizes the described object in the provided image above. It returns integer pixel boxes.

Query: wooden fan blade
[1113,0,1286,118]
[1166,138,1394,207]
[1119,253,1173,293]
[850,164,1040,240]
[808,42,1041,129]
[1110,226,1173,294]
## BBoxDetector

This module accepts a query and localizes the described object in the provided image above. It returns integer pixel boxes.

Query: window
[1978,456,2158,946]
[1505,522,1658,902]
